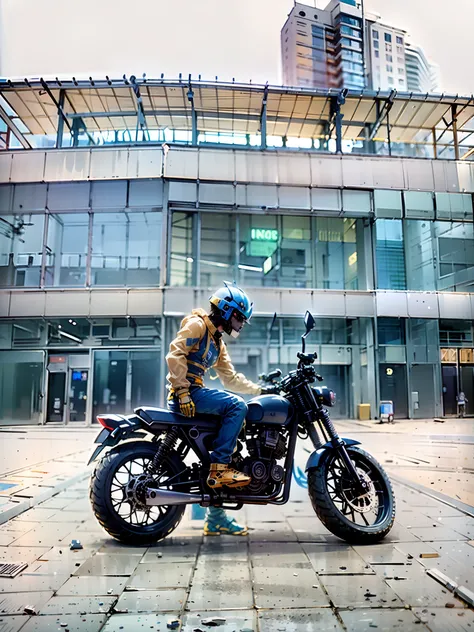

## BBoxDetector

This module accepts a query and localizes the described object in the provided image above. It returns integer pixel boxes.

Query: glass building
[0,78,473,425]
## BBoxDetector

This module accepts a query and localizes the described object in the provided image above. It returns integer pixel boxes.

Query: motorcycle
[88,311,395,545]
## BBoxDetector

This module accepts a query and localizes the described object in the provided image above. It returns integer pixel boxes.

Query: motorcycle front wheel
[89,441,188,545]
[308,446,395,544]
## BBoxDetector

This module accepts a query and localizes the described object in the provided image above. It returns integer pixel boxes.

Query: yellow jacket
[166,308,261,395]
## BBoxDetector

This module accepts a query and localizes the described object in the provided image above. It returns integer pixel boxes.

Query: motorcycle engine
[239,428,287,494]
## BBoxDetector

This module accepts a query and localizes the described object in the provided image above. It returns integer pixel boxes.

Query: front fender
[305,438,361,472]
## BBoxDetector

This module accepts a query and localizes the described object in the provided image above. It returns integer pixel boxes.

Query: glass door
[68,369,89,422]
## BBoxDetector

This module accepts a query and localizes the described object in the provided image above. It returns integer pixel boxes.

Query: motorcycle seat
[135,406,221,429]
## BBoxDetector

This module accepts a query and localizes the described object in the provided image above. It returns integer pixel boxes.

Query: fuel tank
[246,394,293,426]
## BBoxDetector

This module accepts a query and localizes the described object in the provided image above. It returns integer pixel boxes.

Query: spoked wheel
[308,446,395,544]
[90,441,189,545]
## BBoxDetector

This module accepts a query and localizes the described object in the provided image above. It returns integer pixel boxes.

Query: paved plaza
[0,422,473,631]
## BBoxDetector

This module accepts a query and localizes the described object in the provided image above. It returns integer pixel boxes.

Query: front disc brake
[341,467,376,514]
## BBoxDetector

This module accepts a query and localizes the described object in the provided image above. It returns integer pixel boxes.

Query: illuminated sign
[251,228,279,242]
[348,252,357,266]
[386,367,393,376]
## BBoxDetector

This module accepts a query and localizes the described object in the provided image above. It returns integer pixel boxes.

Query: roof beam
[0,100,32,149]
[368,89,396,141]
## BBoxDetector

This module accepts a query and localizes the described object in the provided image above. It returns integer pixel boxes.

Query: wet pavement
[0,424,473,630]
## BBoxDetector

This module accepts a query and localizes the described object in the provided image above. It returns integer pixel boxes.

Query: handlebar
[258,368,282,384]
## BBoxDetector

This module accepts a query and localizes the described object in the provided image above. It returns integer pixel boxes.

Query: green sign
[251,228,279,242]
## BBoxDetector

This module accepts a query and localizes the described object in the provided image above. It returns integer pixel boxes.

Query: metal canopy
[0,77,473,153]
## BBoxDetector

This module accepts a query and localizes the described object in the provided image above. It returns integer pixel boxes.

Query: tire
[89,441,188,545]
[308,446,395,545]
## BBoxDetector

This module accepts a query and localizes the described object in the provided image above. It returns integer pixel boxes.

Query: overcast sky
[1,0,473,95]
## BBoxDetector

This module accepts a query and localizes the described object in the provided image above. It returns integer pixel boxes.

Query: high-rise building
[281,1,439,93]
[365,14,407,91]
[405,44,441,93]
[281,0,365,90]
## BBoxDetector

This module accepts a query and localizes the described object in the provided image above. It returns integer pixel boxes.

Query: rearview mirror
[301,310,315,353]
[304,311,315,335]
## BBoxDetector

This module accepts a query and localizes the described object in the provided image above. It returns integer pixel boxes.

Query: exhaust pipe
[145,487,209,506]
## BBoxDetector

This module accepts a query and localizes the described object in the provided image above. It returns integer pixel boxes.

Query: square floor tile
[386,575,465,608]
[321,575,402,608]
[0,546,49,564]
[0,615,26,632]
[0,574,69,593]
[354,544,409,565]
[303,543,374,575]
[19,614,106,632]
[101,613,179,631]
[258,608,342,631]
[74,553,141,576]
[188,560,252,610]
[115,589,186,613]
[0,591,53,615]
[56,576,127,596]
[183,610,256,632]
[412,607,474,631]
[126,562,193,590]
[38,595,116,615]
[141,544,199,564]
[250,542,309,567]
[340,608,425,631]
[409,526,468,542]
[253,567,330,609]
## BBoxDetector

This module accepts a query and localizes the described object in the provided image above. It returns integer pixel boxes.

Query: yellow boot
[207,463,251,489]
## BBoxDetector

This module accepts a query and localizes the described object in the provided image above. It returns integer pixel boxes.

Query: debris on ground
[426,568,458,592]
[157,552,163,558]
[445,602,455,608]
[201,617,226,626]
[23,605,37,615]
[69,539,83,550]
[419,553,439,559]
[167,619,180,629]
[455,585,474,607]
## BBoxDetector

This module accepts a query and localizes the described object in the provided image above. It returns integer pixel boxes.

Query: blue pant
[170,387,247,464]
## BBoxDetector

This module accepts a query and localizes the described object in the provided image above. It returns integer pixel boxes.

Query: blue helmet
[209,281,253,322]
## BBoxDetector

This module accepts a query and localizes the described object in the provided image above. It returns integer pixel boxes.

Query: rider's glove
[176,388,196,417]
[260,385,279,395]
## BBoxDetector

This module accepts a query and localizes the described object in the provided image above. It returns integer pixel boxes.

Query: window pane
[200,213,235,287]
[0,214,44,288]
[314,218,359,290]
[45,213,88,287]
[435,221,474,292]
[376,219,406,289]
[170,212,196,286]
[239,215,278,287]
[404,220,436,291]
[0,350,43,424]
[91,212,161,287]
[377,317,406,345]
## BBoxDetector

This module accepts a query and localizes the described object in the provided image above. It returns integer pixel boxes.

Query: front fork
[308,404,369,495]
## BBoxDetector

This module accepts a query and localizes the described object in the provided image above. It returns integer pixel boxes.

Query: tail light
[97,416,114,430]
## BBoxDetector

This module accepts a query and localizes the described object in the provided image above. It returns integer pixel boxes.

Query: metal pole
[432,127,437,159]
[386,110,392,157]
[56,89,65,148]
[452,104,459,161]
[260,86,269,150]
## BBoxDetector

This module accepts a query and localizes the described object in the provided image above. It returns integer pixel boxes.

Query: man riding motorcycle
[166,281,273,536]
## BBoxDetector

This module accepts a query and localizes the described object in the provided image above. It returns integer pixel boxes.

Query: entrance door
[68,369,89,422]
[47,372,66,422]
[379,364,408,418]
[442,365,457,416]
[460,366,474,416]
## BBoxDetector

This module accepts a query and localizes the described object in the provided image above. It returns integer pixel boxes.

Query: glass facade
[1,210,163,289]
[170,213,368,290]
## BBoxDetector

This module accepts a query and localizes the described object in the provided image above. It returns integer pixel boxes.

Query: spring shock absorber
[320,407,338,440]
[149,428,179,475]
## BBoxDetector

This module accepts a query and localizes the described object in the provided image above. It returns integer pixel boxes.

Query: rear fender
[305,438,361,472]
[87,415,147,465]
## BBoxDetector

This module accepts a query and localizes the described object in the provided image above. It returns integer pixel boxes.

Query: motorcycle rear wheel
[308,446,395,544]
[89,441,188,545]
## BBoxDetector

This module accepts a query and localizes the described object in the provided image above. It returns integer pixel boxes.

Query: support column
[452,104,459,161]
[330,89,347,155]
[56,89,65,148]
[260,86,269,150]
[432,127,437,159]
